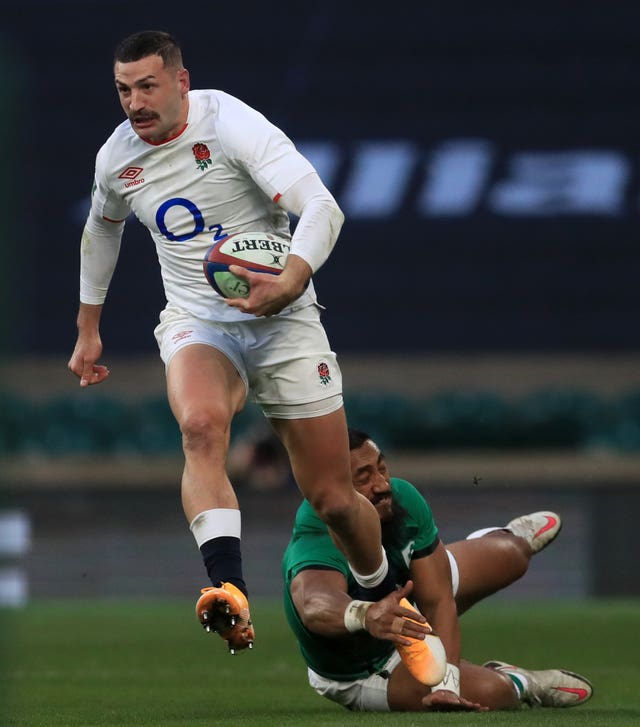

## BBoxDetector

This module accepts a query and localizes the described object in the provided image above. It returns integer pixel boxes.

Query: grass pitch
[1,599,638,726]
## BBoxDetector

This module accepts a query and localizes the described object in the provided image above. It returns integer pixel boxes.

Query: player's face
[350,439,393,522]
[114,54,190,143]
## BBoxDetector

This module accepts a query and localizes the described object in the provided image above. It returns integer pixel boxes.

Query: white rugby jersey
[82,89,329,322]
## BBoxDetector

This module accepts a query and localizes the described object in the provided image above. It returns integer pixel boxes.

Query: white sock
[189,508,241,547]
[350,549,389,588]
[466,526,507,540]
[502,670,530,701]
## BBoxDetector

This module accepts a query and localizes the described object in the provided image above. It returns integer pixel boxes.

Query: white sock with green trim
[501,669,530,701]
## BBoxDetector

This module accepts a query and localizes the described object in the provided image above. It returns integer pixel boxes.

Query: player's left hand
[364,581,431,644]
[421,690,489,712]
[225,256,312,317]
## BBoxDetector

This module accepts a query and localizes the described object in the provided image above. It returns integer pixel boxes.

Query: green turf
[1,598,638,726]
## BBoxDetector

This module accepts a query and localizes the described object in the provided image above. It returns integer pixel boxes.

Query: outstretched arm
[290,570,430,644]
[292,568,489,713]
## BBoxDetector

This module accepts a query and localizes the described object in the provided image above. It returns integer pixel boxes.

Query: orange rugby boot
[196,582,255,654]
[396,598,447,686]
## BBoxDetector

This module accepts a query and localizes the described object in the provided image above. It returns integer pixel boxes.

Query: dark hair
[114,31,183,69]
[347,428,372,451]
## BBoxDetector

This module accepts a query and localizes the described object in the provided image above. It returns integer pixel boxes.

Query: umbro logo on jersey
[119,166,143,180]
[119,166,145,188]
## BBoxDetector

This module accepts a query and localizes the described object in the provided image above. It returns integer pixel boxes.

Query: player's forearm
[429,598,461,666]
[75,302,104,338]
[279,254,313,299]
[278,172,344,273]
[291,573,357,636]
[411,546,461,665]
[299,591,355,637]
[79,213,124,304]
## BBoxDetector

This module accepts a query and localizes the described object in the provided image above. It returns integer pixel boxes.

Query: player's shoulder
[189,88,259,121]
[95,120,140,175]
[391,477,422,498]
[194,88,277,151]
[391,477,433,513]
[102,117,139,150]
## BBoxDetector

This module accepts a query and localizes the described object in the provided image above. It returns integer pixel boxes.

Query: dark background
[3,0,639,356]
[2,2,640,602]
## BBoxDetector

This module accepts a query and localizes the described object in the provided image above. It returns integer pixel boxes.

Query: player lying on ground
[282,428,593,712]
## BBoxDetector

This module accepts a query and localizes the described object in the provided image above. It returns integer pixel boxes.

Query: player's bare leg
[449,510,562,615]
[273,409,437,683]
[457,661,521,710]
[387,657,590,711]
[446,534,531,615]
[386,659,518,711]
[271,408,388,580]
[167,344,253,651]
[167,344,245,518]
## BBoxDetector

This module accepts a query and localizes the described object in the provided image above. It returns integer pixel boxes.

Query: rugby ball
[203,231,291,298]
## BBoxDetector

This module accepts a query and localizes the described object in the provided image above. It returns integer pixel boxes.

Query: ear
[178,68,190,94]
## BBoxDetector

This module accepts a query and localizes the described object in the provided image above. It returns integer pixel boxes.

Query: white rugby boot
[483,660,593,707]
[505,511,562,554]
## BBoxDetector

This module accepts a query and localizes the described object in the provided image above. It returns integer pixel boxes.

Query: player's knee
[307,488,355,529]
[179,407,229,454]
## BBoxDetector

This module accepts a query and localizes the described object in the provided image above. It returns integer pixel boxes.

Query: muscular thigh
[270,407,351,501]
[166,344,246,426]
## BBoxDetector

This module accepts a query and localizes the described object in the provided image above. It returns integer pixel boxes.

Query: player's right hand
[68,339,110,387]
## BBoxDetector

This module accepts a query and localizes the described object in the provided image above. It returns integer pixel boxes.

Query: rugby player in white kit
[68,31,437,674]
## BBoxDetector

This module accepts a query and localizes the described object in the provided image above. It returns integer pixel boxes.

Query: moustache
[130,112,159,123]
[372,493,392,506]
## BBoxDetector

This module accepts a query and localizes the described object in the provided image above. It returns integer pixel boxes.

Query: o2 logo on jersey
[156,197,225,243]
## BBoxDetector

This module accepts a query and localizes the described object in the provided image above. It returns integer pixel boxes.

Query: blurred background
[1,0,639,607]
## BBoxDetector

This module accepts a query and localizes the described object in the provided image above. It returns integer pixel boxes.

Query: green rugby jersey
[282,478,439,680]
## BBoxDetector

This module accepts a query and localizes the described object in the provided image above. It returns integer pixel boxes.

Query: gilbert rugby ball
[203,231,291,298]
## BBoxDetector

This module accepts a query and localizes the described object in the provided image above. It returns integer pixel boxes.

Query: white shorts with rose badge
[154,303,343,419]
[307,550,461,711]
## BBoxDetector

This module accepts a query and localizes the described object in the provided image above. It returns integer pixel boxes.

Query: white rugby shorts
[154,303,343,419]
[308,652,401,712]
[307,550,460,711]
